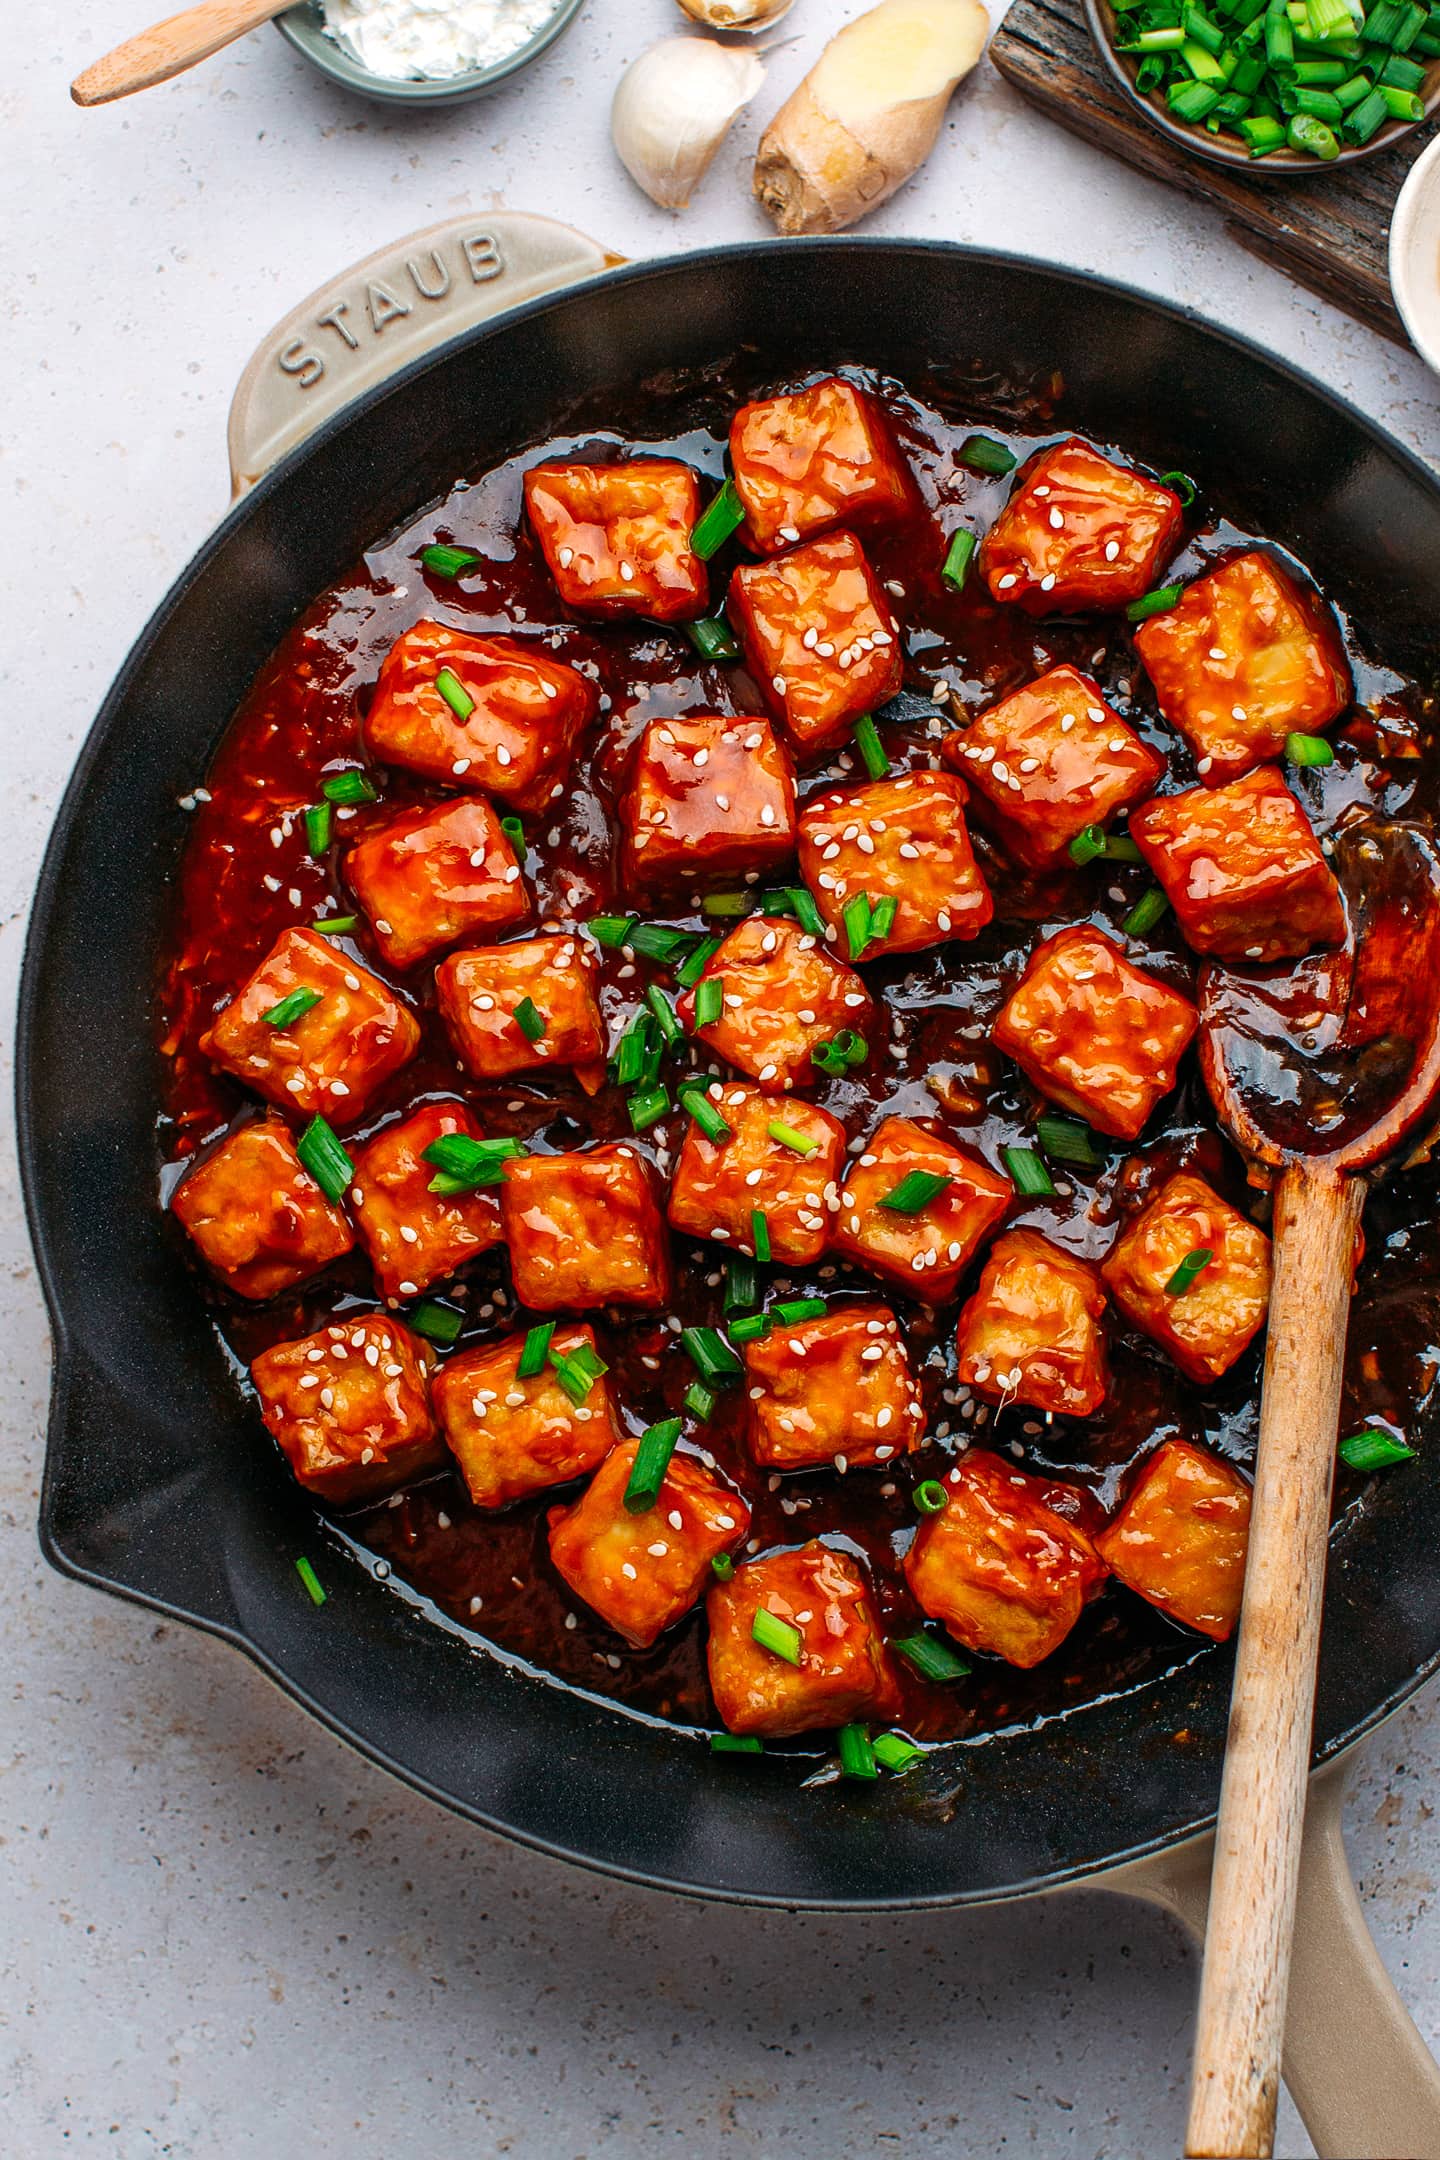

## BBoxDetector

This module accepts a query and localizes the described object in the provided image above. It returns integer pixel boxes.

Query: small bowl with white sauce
[277,0,587,106]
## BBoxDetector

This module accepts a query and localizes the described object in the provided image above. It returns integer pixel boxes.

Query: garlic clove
[611,38,767,211]
[675,0,796,27]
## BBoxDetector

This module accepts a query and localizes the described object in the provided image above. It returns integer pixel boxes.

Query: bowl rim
[274,0,587,103]
[1390,127,1440,367]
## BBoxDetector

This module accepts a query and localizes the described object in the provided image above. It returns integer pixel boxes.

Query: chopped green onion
[960,434,1017,475]
[322,769,379,806]
[1288,110,1342,152]
[1068,824,1143,866]
[304,802,332,856]
[768,1119,819,1157]
[1169,75,1222,115]
[941,529,978,590]
[711,1552,736,1581]
[295,1556,327,1607]
[615,1011,659,1089]
[1343,83,1390,135]
[297,1115,353,1205]
[435,667,476,721]
[262,986,321,1029]
[873,1732,925,1773]
[752,1608,802,1664]
[724,1256,759,1314]
[409,1298,464,1346]
[1241,113,1289,151]
[870,895,898,942]
[1165,1246,1214,1296]
[679,1084,730,1144]
[683,1380,718,1421]
[586,913,639,950]
[728,1313,770,1344]
[913,1479,949,1516]
[691,477,746,559]
[421,542,480,579]
[1037,1114,1102,1168]
[1286,731,1336,767]
[550,1342,607,1405]
[1003,1146,1056,1197]
[789,886,825,936]
[623,1417,683,1512]
[513,996,546,1043]
[627,1083,671,1133]
[631,922,697,966]
[686,615,741,661]
[1380,50,1427,85]
[675,935,722,988]
[1126,584,1184,623]
[854,713,889,782]
[312,915,358,934]
[1339,1428,1416,1470]
[703,891,751,918]
[880,1169,954,1216]
[751,1208,772,1263]
[517,1321,557,1379]
[773,1297,827,1324]
[837,1724,879,1779]
[710,1733,763,1754]
[422,1132,522,1193]
[1159,469,1199,506]
[843,892,874,961]
[693,976,724,1029]
[501,815,526,851]
[1123,886,1171,938]
[682,1325,742,1386]
[894,1629,971,1682]
[812,1030,869,1076]
[645,984,682,1044]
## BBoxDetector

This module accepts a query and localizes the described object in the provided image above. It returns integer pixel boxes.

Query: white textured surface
[5,3,1440,2155]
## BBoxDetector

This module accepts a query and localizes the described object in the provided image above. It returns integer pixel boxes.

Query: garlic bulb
[675,0,796,27]
[611,38,767,210]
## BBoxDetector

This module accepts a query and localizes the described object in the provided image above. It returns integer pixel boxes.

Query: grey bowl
[275,0,586,107]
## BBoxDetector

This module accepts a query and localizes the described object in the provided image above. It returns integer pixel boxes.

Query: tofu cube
[1101,1170,1271,1384]
[201,926,420,1122]
[729,377,913,555]
[548,1438,749,1647]
[992,925,1198,1141]
[678,915,873,1093]
[501,1144,671,1312]
[435,934,606,1091]
[350,1102,504,1301]
[344,795,528,972]
[250,1313,441,1505]
[170,1115,354,1301]
[727,532,903,757]
[1096,1438,1251,1641]
[706,1540,901,1737]
[955,1229,1110,1418]
[949,665,1165,871]
[667,1082,845,1264]
[979,439,1183,616]
[903,1450,1108,1669]
[832,1115,1012,1303]
[432,1322,620,1509]
[1133,550,1351,783]
[523,458,707,623]
[743,1303,923,1471]
[622,710,796,892]
[363,620,594,810]
[1130,766,1345,963]
[797,772,994,954]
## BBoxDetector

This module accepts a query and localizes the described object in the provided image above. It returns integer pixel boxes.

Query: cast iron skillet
[20,234,1440,1916]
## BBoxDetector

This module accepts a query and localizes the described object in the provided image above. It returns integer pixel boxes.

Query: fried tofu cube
[797,772,994,954]
[432,1322,620,1509]
[956,1229,1110,1418]
[743,1303,923,1471]
[501,1144,671,1312]
[1096,1439,1251,1641]
[678,915,873,1093]
[1101,1171,1271,1384]
[949,665,1165,871]
[344,795,528,972]
[523,458,707,623]
[706,1540,901,1737]
[993,926,1198,1141]
[548,1439,749,1647]
[832,1116,1012,1302]
[201,926,420,1122]
[622,710,796,892]
[729,377,913,555]
[667,1083,844,1264]
[904,1450,1108,1669]
[350,1102,504,1301]
[1133,550,1351,783]
[979,439,1183,616]
[435,934,606,1090]
[171,1115,354,1301]
[1130,766,1345,963]
[251,1313,441,1505]
[727,532,903,757]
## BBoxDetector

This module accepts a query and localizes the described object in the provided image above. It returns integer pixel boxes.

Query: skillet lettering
[367,280,412,335]
[407,249,451,302]
[277,338,324,391]
[463,232,505,284]
[316,302,360,352]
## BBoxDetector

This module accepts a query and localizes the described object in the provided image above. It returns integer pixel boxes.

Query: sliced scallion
[516,1321,557,1380]
[879,1168,953,1216]
[1165,1246,1214,1296]
[693,976,724,1030]
[295,1556,327,1607]
[728,1313,770,1344]
[711,1733,763,1754]
[1286,731,1336,766]
[501,815,526,851]
[409,1298,464,1346]
[773,1297,827,1324]
[550,1342,607,1405]
[262,987,321,1029]
[1003,1146,1056,1197]
[421,542,480,579]
[691,477,746,559]
[675,934,722,988]
[941,529,978,590]
[312,915,357,934]
[645,983,682,1044]
[913,1479,949,1516]
[724,1257,759,1314]
[627,1083,671,1133]
[422,1132,522,1193]
[297,1115,353,1205]
[812,1030,868,1076]
[837,1724,879,1779]
[435,666,476,722]
[586,913,639,950]
[682,1325,742,1386]
[513,996,546,1043]
[1123,886,1171,938]
[752,1608,802,1664]
[623,1417,683,1512]
[1339,1427,1416,1470]
[768,1119,819,1157]
[683,1379,718,1420]
[751,1208,772,1263]
[873,1732,925,1773]
[1126,583,1185,623]
[703,891,751,918]
[322,770,379,806]
[1159,469,1199,506]
[960,434,1017,476]
[679,1084,730,1144]
[686,616,740,661]
[1037,1114,1102,1168]
[854,713,889,782]
[1068,824,1143,867]
[304,802,332,856]
[894,1629,971,1682]
[710,1552,736,1582]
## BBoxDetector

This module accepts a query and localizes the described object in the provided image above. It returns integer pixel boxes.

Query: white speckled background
[4,3,1439,2153]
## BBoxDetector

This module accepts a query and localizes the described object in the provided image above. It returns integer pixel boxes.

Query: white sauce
[322,0,560,81]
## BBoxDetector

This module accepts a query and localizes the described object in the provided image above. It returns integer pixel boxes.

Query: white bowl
[1390,133,1440,378]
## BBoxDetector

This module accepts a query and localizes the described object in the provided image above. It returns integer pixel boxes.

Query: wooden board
[989,0,1435,342]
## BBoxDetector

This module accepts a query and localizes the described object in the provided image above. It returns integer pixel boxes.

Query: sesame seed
[559,546,573,567]
[1104,540,1120,561]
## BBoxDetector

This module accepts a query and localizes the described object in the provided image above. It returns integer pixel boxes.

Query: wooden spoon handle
[1185,1163,1367,2159]
[71,0,291,106]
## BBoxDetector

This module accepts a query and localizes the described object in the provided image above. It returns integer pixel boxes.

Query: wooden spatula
[72,0,294,106]
[1186,816,1440,2158]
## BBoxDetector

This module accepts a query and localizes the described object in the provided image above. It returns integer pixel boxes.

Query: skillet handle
[226,211,620,497]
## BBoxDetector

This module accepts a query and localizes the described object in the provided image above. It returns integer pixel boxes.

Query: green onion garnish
[262,987,321,1029]
[1286,731,1336,767]
[682,1325,742,1386]
[422,1131,522,1194]
[728,1313,770,1344]
[421,542,480,579]
[789,886,825,937]
[711,1552,736,1582]
[1160,469,1198,506]
[623,1417,683,1512]
[322,770,379,806]
[295,1556,327,1607]
[913,1479,949,1516]
[614,1011,658,1090]
[550,1341,608,1405]
[686,616,741,661]
[693,976,724,1029]
[894,1630,971,1682]
[627,1083,671,1133]
[773,1297,827,1324]
[586,913,639,950]
[837,1724,879,1779]
[684,1380,718,1421]
[645,984,682,1044]
[870,895,898,942]
[1003,1146,1056,1197]
[960,434,1017,476]
[409,1298,464,1346]
[854,714,889,782]
[630,922,697,967]
[843,892,876,961]
[1123,887,1171,938]
[724,1257,759,1314]
[751,1208,772,1263]
[501,815,526,851]
[691,477,746,560]
[297,1114,353,1205]
[879,1169,953,1216]
[941,529,978,590]
[304,803,332,856]
[711,1733,763,1754]
[513,996,546,1043]
[812,1030,868,1076]
[1068,824,1144,867]
[703,891,751,918]
[312,915,358,934]
[752,1609,803,1664]
[873,1732,925,1774]
[675,935,722,988]
[1126,584,1184,624]
[679,1084,730,1144]
[1339,1428,1416,1470]
[768,1119,819,1157]
[435,667,476,721]
[1165,1246,1214,1297]
[516,1321,556,1380]
[1037,1114,1102,1168]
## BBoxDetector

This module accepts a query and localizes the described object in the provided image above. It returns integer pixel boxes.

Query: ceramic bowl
[1390,128,1440,367]
[275,0,586,107]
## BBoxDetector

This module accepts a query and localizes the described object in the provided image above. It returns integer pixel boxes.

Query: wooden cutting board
[989,0,1435,343]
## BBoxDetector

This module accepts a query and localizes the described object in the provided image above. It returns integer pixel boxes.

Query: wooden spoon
[72,0,295,106]
[1186,814,1440,2159]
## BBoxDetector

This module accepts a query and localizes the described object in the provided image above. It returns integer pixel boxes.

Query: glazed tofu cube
[743,1303,923,1472]
[903,1450,1108,1669]
[363,620,594,811]
[729,377,913,555]
[992,925,1198,1141]
[727,532,903,757]
[501,1144,671,1312]
[706,1540,901,1737]
[523,458,707,623]
[432,1322,620,1509]
[797,772,994,954]
[949,665,1165,871]
[170,1115,354,1301]
[1133,550,1351,783]
[979,439,1183,616]
[350,1102,504,1301]
[1096,1438,1251,1641]
[832,1116,1011,1303]
[1101,1171,1271,1385]
[201,926,420,1122]
[955,1229,1110,1418]
[435,934,606,1091]
[548,1439,749,1648]
[667,1083,844,1264]
[622,710,796,892]
[250,1313,441,1505]
[678,915,873,1092]
[344,795,528,972]
[1130,766,1345,964]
